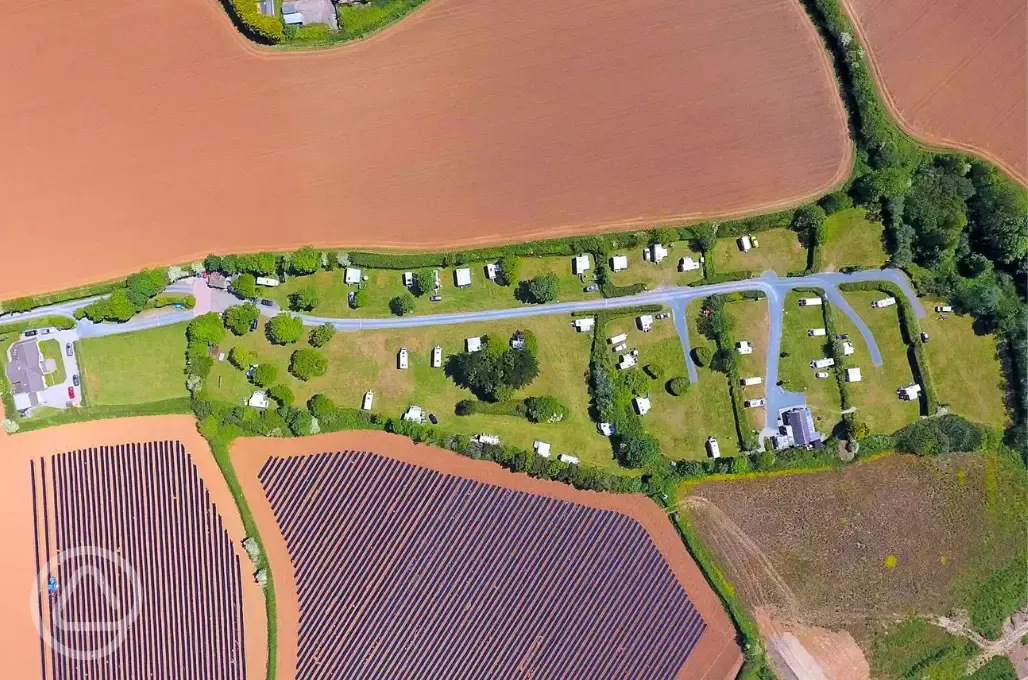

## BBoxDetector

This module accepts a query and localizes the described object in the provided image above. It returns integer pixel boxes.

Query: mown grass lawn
[725,298,769,432]
[38,339,67,388]
[609,241,704,289]
[778,292,843,428]
[842,291,920,434]
[712,228,807,274]
[919,302,1008,429]
[260,256,597,318]
[78,323,189,406]
[821,207,888,272]
[204,314,625,471]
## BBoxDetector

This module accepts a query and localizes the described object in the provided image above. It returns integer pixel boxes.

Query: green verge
[38,339,67,388]
[1,279,124,315]
[14,398,193,432]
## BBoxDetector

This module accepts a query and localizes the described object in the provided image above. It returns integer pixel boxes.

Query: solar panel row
[260,450,707,680]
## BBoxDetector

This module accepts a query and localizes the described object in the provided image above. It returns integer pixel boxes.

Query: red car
[68,386,75,399]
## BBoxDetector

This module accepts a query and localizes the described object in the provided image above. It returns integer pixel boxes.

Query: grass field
[261,257,596,318]
[842,291,921,434]
[78,323,189,406]
[778,292,843,427]
[712,228,807,274]
[609,241,704,289]
[919,302,1009,429]
[725,298,769,431]
[821,208,888,271]
[38,339,67,388]
[204,314,626,471]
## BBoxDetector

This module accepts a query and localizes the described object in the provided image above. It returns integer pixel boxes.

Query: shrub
[667,377,689,396]
[186,312,225,346]
[290,349,328,381]
[818,191,854,215]
[389,293,416,316]
[691,270,753,286]
[229,346,257,370]
[232,273,257,300]
[497,255,520,286]
[352,289,369,308]
[223,303,260,336]
[620,435,661,469]
[895,415,983,456]
[622,369,651,396]
[266,313,304,345]
[307,394,336,420]
[289,246,321,275]
[268,384,295,407]
[525,396,569,423]
[692,346,712,367]
[288,409,315,436]
[222,0,284,43]
[644,364,664,380]
[252,363,277,388]
[290,285,320,312]
[308,323,336,348]
[521,273,560,304]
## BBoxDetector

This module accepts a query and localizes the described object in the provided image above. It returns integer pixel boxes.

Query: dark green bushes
[691,270,753,286]
[895,415,984,456]
[219,0,284,43]
[969,558,1028,639]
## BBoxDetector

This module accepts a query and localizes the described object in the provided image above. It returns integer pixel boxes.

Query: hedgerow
[219,0,284,44]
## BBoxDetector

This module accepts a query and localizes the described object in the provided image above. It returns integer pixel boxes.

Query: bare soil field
[1,0,849,298]
[841,0,1027,184]
[0,416,266,680]
[233,431,743,680]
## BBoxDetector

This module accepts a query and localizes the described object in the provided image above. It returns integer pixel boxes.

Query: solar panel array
[32,441,246,680]
[260,451,707,680]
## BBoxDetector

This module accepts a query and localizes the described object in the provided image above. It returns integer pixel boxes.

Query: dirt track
[841,0,1027,185]
[1,0,849,298]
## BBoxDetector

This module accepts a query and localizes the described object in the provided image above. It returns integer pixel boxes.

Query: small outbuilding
[610,255,629,272]
[573,318,595,333]
[466,336,482,353]
[736,340,753,355]
[454,268,472,288]
[738,236,752,252]
[706,437,721,459]
[845,367,862,383]
[534,441,551,458]
[633,396,651,415]
[248,391,269,409]
[362,391,374,410]
[679,256,701,272]
[572,254,590,275]
[637,315,653,332]
[345,267,362,285]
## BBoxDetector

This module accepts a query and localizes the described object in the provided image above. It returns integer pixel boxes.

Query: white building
[845,367,862,383]
[679,256,701,272]
[608,333,628,345]
[650,243,669,263]
[610,255,629,272]
[362,391,374,410]
[799,297,823,307]
[808,328,827,337]
[811,357,835,369]
[633,396,651,415]
[466,337,482,353]
[706,436,721,459]
[248,391,269,409]
[398,348,409,369]
[898,383,922,401]
[256,276,279,287]
[842,341,856,356]
[872,297,897,308]
[534,441,551,458]
[344,267,362,285]
[738,236,752,252]
[454,268,472,288]
[736,340,753,355]
[572,254,590,275]
[573,318,595,333]
[740,376,762,386]
[618,352,638,370]
[637,315,653,332]
[403,405,425,423]
[485,263,498,280]
[432,346,443,368]
[403,272,414,288]
[558,453,580,465]
[476,434,500,445]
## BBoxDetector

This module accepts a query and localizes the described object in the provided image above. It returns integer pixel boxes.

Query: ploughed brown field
[1,0,849,298]
[842,0,1027,184]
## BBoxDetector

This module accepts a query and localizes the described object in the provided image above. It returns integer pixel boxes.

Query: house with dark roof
[773,406,824,450]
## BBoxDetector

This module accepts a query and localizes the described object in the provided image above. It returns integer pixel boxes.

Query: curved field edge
[836,0,1027,187]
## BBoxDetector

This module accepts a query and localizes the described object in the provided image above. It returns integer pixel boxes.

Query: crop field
[919,306,1008,429]
[841,0,1027,184]
[78,322,189,406]
[821,208,887,272]
[712,228,808,275]
[235,432,743,680]
[778,292,843,427]
[841,291,920,434]
[683,452,1027,644]
[31,441,247,679]
[2,0,849,298]
[726,298,769,431]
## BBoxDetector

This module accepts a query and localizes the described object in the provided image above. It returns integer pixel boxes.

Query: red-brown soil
[841,0,1027,184]
[233,431,743,680]
[0,417,266,680]
[1,0,849,298]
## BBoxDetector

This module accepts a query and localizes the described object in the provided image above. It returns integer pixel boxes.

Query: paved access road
[2,269,923,440]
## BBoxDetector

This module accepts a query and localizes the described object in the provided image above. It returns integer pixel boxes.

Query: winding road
[3,269,923,440]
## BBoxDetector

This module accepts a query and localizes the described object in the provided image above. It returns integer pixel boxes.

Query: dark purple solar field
[259,450,708,680]
[31,441,246,680]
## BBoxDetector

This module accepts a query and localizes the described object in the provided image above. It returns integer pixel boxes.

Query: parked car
[259,299,274,307]
[921,332,930,343]
[23,330,37,337]
[250,318,259,332]
[40,328,51,335]
[655,312,671,320]
[744,398,765,408]
[65,343,73,357]
[430,296,443,302]
[72,375,80,387]
[815,371,829,379]
[428,413,438,425]
[837,333,849,340]
[584,284,599,293]
[67,386,75,399]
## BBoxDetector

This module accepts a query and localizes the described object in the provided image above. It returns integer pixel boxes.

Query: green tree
[268,383,295,406]
[223,303,260,336]
[523,273,560,303]
[189,356,213,379]
[622,369,651,395]
[187,312,225,346]
[290,285,320,312]
[232,273,258,299]
[266,313,304,345]
[229,346,257,370]
[525,396,569,423]
[307,394,336,420]
[124,269,167,308]
[252,363,277,387]
[389,293,416,316]
[621,435,661,469]
[710,347,738,375]
[693,224,718,253]
[254,252,278,276]
[818,191,853,215]
[352,289,369,309]
[644,364,664,380]
[666,377,689,396]
[204,254,224,273]
[854,166,910,203]
[692,346,712,367]
[308,323,336,348]
[410,271,432,297]
[289,349,328,381]
[650,227,679,245]
[289,246,321,275]
[105,290,137,322]
[288,409,315,436]
[968,162,1028,265]
[905,162,975,264]
[497,255,520,286]
[792,204,827,245]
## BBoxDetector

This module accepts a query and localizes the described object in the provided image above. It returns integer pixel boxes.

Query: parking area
[5,328,82,414]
